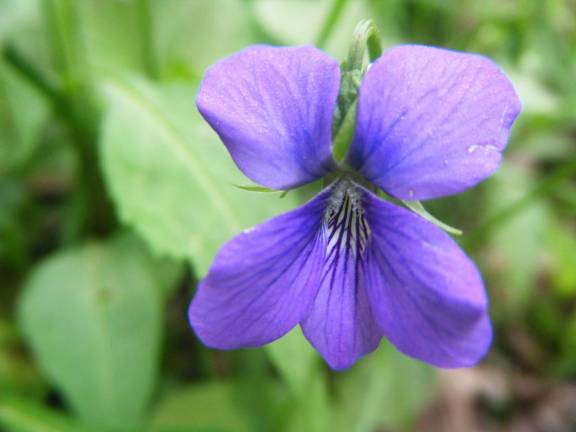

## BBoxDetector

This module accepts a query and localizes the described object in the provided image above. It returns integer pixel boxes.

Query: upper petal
[362,189,492,367]
[348,45,521,200]
[188,188,330,349]
[196,45,340,190]
[301,181,382,370]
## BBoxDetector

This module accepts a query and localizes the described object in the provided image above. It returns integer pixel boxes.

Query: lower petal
[301,182,382,370]
[362,190,492,368]
[188,190,329,349]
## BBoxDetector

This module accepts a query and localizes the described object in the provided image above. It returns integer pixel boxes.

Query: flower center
[323,178,371,257]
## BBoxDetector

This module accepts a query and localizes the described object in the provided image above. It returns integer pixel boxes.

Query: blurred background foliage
[0,0,575,431]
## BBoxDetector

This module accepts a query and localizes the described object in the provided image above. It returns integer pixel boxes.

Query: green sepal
[233,184,277,193]
[402,200,463,236]
[332,19,382,158]
[233,184,289,198]
[332,100,357,162]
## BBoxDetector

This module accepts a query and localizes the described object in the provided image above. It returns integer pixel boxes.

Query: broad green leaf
[100,79,299,275]
[285,366,330,432]
[0,0,53,81]
[77,0,146,76]
[0,0,40,43]
[227,350,288,432]
[18,234,171,430]
[334,343,433,432]
[265,327,318,396]
[149,382,250,432]
[154,0,254,76]
[262,330,330,432]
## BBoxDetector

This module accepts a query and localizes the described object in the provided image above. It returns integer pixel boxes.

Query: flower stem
[43,0,116,240]
[315,0,350,49]
[242,0,285,45]
[1,45,62,106]
[137,0,159,79]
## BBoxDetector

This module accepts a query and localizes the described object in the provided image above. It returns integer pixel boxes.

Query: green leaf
[18,234,172,430]
[100,79,299,275]
[154,0,255,76]
[0,0,53,84]
[402,200,463,236]
[333,344,433,432]
[149,382,250,432]
[285,367,330,432]
[76,0,147,76]
[265,327,318,396]
[266,329,329,432]
[0,0,38,42]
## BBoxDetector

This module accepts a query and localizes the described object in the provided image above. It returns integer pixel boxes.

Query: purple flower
[188,44,521,370]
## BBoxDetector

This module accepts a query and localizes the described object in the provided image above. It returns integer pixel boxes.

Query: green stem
[466,156,576,249]
[42,0,115,239]
[1,45,62,106]
[242,0,285,45]
[315,0,350,49]
[44,0,83,98]
[137,0,159,79]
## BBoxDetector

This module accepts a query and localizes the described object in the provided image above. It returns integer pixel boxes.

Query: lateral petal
[197,45,339,190]
[348,45,521,200]
[362,189,492,367]
[188,189,329,349]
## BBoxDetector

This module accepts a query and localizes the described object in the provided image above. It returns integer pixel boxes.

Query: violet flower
[188,44,520,370]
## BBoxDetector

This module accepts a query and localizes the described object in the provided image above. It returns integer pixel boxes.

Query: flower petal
[301,182,382,370]
[197,45,339,190]
[188,189,330,349]
[362,189,492,367]
[348,45,521,200]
